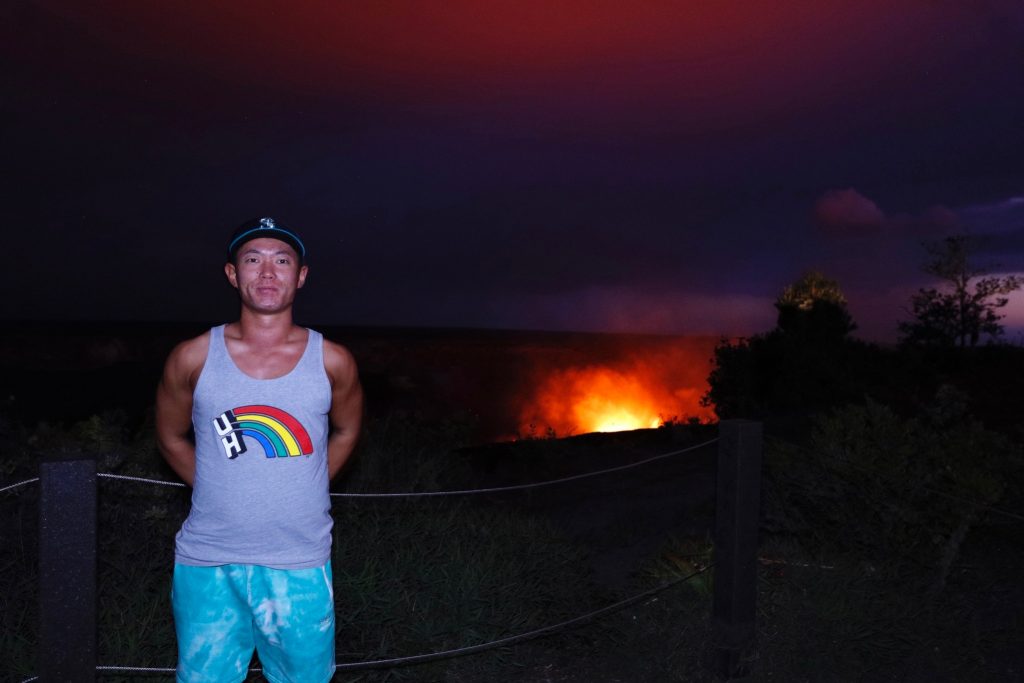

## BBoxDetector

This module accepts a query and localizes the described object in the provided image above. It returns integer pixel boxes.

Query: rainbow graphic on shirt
[213,404,314,459]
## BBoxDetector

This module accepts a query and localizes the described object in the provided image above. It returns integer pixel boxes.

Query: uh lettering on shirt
[213,409,247,459]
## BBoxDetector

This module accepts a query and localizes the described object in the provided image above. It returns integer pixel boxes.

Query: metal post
[39,450,97,682]
[713,420,762,678]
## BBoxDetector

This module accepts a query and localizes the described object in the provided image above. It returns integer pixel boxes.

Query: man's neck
[233,308,299,345]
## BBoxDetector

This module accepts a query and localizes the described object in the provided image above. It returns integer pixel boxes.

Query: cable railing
[0,477,39,494]
[10,437,1016,516]
[5,428,751,681]
[63,439,714,497]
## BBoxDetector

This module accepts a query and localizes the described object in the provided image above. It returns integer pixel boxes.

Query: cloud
[813,188,960,236]
[813,188,885,232]
[960,195,1024,234]
[937,195,1024,271]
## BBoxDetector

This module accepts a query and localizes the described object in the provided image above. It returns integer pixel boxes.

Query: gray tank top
[174,324,333,569]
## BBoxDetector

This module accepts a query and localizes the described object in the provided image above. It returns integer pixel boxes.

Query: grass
[2,408,1023,681]
[328,497,593,681]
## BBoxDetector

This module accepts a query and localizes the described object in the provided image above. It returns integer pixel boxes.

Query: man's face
[224,237,308,314]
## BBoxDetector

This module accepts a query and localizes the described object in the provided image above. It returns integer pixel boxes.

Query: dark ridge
[0,320,718,439]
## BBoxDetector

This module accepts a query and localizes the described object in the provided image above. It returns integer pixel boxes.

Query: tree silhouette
[705,271,872,419]
[899,236,1021,347]
[774,270,856,342]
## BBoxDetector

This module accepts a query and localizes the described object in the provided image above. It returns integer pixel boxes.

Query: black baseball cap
[227,217,306,263]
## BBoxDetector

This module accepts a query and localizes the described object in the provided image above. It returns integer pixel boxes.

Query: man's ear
[224,262,239,289]
[297,264,309,289]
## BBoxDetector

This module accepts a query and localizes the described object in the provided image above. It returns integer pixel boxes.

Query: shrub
[763,397,1020,590]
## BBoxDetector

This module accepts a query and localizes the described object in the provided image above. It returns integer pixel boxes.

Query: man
[156,216,363,683]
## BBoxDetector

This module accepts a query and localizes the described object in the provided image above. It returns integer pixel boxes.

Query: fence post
[713,420,762,678]
[39,449,97,682]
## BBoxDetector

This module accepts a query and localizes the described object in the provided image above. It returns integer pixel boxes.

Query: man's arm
[324,340,363,480]
[155,335,207,486]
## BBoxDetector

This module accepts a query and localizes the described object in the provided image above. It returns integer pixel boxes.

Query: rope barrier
[330,438,718,498]
[0,477,39,494]
[7,436,1021,524]
[9,437,1021,525]
[17,563,712,682]
[2,440,720,499]
[96,473,187,488]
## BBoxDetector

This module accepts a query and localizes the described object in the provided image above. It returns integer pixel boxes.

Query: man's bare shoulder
[322,338,358,384]
[163,330,212,384]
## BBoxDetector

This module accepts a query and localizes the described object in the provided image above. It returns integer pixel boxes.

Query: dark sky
[4,1,1024,340]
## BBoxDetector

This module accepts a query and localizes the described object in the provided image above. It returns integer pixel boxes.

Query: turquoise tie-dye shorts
[171,562,335,683]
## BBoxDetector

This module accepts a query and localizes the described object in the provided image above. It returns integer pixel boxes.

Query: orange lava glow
[518,344,717,436]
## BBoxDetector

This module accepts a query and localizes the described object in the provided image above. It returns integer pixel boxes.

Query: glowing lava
[518,354,716,437]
